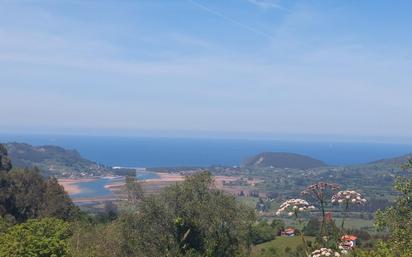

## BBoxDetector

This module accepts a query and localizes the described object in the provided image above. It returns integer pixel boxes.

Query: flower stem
[297,214,309,256]
[320,199,326,237]
[341,201,349,232]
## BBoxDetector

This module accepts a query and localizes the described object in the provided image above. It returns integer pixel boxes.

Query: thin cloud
[188,0,274,40]
[247,0,283,9]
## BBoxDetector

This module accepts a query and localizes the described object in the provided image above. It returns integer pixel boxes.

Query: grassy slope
[251,236,315,257]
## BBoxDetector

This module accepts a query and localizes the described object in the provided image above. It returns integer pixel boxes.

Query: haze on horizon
[1,0,412,141]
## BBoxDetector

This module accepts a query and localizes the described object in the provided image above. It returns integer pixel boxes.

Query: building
[341,235,357,249]
[281,228,295,237]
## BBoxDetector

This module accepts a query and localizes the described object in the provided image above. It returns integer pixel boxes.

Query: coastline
[58,178,98,195]
[58,172,240,203]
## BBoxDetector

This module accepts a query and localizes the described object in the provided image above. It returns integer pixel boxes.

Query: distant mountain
[5,142,108,177]
[242,152,326,169]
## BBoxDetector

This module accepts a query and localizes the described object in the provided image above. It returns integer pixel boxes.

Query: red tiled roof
[341,235,357,241]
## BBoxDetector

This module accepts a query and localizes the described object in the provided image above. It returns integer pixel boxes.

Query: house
[281,228,295,237]
[341,235,357,249]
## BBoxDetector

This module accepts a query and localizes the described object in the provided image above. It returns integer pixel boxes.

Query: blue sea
[1,134,412,167]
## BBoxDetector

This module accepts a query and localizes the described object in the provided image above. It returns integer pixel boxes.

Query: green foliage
[0,144,12,172]
[355,241,394,257]
[303,218,321,236]
[68,221,123,257]
[0,218,71,257]
[0,215,13,234]
[250,220,277,244]
[364,160,412,256]
[270,219,285,233]
[95,171,256,257]
[374,186,412,254]
[125,175,143,205]
[41,177,80,219]
[1,144,78,222]
[0,168,79,222]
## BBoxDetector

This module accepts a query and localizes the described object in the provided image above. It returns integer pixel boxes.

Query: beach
[58,178,97,195]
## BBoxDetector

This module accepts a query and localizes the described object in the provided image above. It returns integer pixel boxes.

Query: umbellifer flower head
[301,182,341,196]
[309,247,348,257]
[276,198,315,216]
[331,190,367,205]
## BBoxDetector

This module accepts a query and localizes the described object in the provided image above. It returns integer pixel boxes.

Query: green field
[237,196,259,209]
[333,218,375,231]
[252,236,315,257]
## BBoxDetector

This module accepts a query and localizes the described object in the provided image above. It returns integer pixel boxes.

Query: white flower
[309,248,344,257]
[276,198,316,216]
[331,190,367,205]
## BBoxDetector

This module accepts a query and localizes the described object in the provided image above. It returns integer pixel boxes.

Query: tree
[118,171,255,257]
[95,201,118,223]
[250,220,277,244]
[0,218,71,257]
[355,160,412,257]
[369,160,412,257]
[0,168,45,221]
[68,221,123,257]
[40,177,79,220]
[270,219,285,235]
[0,144,13,218]
[0,168,79,222]
[125,175,143,205]
[0,144,12,172]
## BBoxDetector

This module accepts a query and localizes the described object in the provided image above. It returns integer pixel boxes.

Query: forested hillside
[4,143,108,177]
[242,152,326,169]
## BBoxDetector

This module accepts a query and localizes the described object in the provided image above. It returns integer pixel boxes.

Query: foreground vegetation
[1,143,412,257]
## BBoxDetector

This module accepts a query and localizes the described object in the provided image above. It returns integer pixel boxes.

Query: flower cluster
[301,182,341,196]
[338,245,349,254]
[331,190,367,204]
[276,198,315,216]
[309,248,346,257]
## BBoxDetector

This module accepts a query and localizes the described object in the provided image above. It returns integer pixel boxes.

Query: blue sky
[1,0,412,141]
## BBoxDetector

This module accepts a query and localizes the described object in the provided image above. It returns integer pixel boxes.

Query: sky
[1,0,412,141]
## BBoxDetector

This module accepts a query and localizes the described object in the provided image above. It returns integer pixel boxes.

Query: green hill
[4,142,108,177]
[369,153,412,167]
[242,152,326,169]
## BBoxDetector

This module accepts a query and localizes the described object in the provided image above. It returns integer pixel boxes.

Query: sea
[1,133,412,167]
